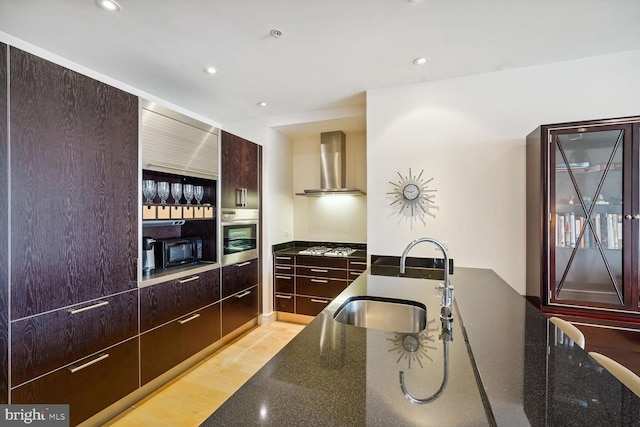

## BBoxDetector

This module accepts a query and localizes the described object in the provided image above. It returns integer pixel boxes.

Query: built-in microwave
[221,209,258,266]
[154,236,203,269]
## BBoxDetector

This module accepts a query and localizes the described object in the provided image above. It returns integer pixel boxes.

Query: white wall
[367,49,640,294]
[257,129,295,316]
[292,131,367,243]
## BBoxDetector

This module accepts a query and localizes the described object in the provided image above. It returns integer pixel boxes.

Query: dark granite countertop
[202,268,640,426]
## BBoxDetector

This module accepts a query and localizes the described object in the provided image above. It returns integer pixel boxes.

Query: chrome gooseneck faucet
[399,237,453,321]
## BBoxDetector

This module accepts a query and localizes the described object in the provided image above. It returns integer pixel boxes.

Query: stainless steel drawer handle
[68,301,109,315]
[351,262,367,266]
[275,295,292,300]
[236,291,251,298]
[311,279,328,283]
[237,261,251,267]
[310,269,328,273]
[68,353,109,373]
[275,256,291,261]
[275,266,292,270]
[275,275,292,280]
[350,272,361,276]
[178,313,201,324]
[311,299,329,304]
[178,275,200,284]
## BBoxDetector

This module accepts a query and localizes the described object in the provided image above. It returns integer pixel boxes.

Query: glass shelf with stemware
[142,169,216,224]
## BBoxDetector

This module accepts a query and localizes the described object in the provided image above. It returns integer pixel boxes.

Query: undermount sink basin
[333,296,427,333]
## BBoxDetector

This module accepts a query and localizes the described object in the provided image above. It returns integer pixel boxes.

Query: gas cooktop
[298,246,357,257]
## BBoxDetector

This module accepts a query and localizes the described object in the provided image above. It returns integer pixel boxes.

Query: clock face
[403,183,420,200]
[388,168,438,226]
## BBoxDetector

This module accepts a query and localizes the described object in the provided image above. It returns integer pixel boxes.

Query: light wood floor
[103,321,305,427]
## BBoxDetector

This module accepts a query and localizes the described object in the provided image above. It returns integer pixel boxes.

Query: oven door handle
[221,220,259,226]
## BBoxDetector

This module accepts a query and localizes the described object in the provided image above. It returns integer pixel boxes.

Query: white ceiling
[1,0,639,137]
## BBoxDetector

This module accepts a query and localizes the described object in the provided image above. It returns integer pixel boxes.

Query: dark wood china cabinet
[526,116,640,320]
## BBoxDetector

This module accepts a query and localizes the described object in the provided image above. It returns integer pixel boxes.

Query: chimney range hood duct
[296,131,366,196]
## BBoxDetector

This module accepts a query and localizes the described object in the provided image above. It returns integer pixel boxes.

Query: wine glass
[183,184,194,205]
[157,182,170,204]
[171,182,182,205]
[142,180,156,204]
[194,185,204,205]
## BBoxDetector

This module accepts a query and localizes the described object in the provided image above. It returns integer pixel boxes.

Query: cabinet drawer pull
[275,294,292,300]
[275,256,291,261]
[178,275,200,284]
[237,261,251,267]
[311,279,328,283]
[236,290,251,298]
[68,353,109,373]
[350,262,367,266]
[275,266,292,270]
[68,301,109,315]
[350,272,361,276]
[311,299,329,304]
[310,269,328,273]
[178,313,201,324]
[275,275,292,280]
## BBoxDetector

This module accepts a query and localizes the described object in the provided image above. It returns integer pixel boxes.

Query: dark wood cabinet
[526,116,640,320]
[220,131,259,209]
[221,260,259,337]
[0,42,8,404]
[222,285,259,336]
[12,338,139,427]
[222,259,259,298]
[139,268,221,385]
[9,47,138,319]
[296,295,331,316]
[274,254,295,313]
[140,268,220,332]
[273,253,364,317]
[140,302,221,385]
[11,290,138,386]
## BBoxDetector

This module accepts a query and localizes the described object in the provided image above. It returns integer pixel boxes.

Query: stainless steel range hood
[296,131,366,196]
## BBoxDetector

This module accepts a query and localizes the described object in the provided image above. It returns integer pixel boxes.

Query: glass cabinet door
[550,124,632,307]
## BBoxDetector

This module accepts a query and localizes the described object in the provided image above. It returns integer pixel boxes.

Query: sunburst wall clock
[388,168,438,227]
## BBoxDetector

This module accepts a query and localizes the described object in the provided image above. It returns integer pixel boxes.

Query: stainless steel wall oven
[220,208,258,265]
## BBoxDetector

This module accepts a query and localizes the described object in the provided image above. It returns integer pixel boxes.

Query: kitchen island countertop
[201,267,640,426]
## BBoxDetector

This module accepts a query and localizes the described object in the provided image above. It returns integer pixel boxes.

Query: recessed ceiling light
[413,57,428,65]
[257,102,268,107]
[95,0,121,12]
[203,66,217,75]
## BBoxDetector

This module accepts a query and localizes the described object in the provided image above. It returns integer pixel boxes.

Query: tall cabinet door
[9,48,138,319]
[220,131,259,209]
[549,124,633,309]
[0,42,8,404]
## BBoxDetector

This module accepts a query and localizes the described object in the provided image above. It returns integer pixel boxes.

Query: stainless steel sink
[333,296,427,333]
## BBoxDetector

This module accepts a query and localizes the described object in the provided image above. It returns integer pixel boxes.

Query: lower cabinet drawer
[140,303,221,385]
[296,277,349,299]
[296,295,331,316]
[274,274,294,294]
[222,286,259,337]
[274,293,294,313]
[11,338,139,427]
[11,290,139,386]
